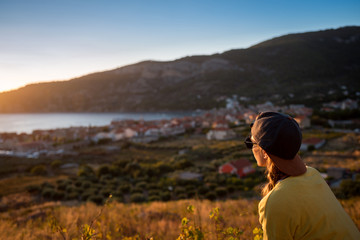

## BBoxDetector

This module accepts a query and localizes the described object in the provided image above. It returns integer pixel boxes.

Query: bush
[81,181,92,188]
[81,188,98,201]
[66,192,79,200]
[148,189,161,196]
[205,192,217,201]
[177,194,187,200]
[41,182,55,189]
[307,145,315,151]
[208,183,218,190]
[31,165,47,175]
[78,165,96,177]
[100,188,112,198]
[42,188,55,199]
[187,190,197,198]
[226,185,236,193]
[65,185,76,193]
[53,191,65,200]
[51,160,62,169]
[160,192,171,201]
[339,179,360,198]
[174,187,186,196]
[88,195,104,205]
[130,193,146,203]
[26,184,41,193]
[112,196,123,203]
[96,165,111,177]
[215,187,228,197]
[174,159,193,170]
[135,181,148,189]
[198,186,209,195]
[74,180,82,187]
[148,195,161,202]
[57,182,67,191]
[119,183,131,193]
[130,186,144,194]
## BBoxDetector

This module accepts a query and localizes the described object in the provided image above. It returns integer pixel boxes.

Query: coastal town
[0,98,358,160]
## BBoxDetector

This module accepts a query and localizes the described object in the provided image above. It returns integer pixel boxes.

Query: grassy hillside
[0,197,359,240]
[0,26,359,112]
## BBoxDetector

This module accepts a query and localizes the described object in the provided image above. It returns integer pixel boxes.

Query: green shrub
[99,174,113,183]
[57,182,67,191]
[208,183,218,190]
[66,192,79,200]
[53,191,65,200]
[78,165,96,177]
[174,187,186,196]
[148,183,160,190]
[160,192,171,201]
[100,188,112,198]
[177,194,187,200]
[88,195,104,205]
[205,192,217,201]
[130,186,143,194]
[130,193,146,203]
[31,165,47,175]
[51,160,62,169]
[65,185,76,193]
[41,182,54,189]
[148,189,161,196]
[74,180,82,187]
[42,188,55,199]
[119,183,131,193]
[226,185,236,193]
[148,195,161,202]
[112,196,123,203]
[215,187,227,197]
[174,159,193,170]
[307,145,315,151]
[81,181,92,188]
[185,185,196,192]
[26,184,41,193]
[198,186,209,195]
[339,179,360,198]
[187,190,197,198]
[81,188,98,201]
[135,181,148,189]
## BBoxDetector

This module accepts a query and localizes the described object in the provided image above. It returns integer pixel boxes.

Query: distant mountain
[1,26,360,112]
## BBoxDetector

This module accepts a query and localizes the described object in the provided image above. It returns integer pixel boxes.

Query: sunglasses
[244,136,257,149]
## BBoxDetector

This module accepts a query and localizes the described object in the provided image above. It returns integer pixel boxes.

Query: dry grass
[0,197,358,240]
[0,175,67,196]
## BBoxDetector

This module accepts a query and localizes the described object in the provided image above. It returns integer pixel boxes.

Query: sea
[0,112,198,134]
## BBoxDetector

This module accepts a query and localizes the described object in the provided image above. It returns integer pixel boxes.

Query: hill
[1,26,360,112]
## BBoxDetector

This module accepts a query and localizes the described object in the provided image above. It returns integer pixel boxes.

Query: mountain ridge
[1,26,360,112]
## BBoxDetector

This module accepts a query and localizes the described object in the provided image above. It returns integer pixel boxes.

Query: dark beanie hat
[251,112,302,160]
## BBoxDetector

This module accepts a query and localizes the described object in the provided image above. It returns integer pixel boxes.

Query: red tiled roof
[230,159,252,170]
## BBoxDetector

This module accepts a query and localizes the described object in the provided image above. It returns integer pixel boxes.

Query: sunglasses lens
[244,136,253,149]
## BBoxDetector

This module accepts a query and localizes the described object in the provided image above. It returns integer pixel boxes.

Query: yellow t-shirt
[259,166,360,240]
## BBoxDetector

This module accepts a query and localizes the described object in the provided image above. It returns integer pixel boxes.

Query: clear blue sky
[0,0,359,92]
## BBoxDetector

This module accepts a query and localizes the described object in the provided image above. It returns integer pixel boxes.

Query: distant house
[206,128,236,140]
[92,132,111,143]
[219,159,255,178]
[300,138,326,151]
[294,115,311,129]
[111,129,125,141]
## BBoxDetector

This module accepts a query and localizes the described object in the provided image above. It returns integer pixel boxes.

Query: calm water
[0,112,197,134]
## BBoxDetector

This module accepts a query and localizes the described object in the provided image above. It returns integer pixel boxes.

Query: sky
[0,0,360,93]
